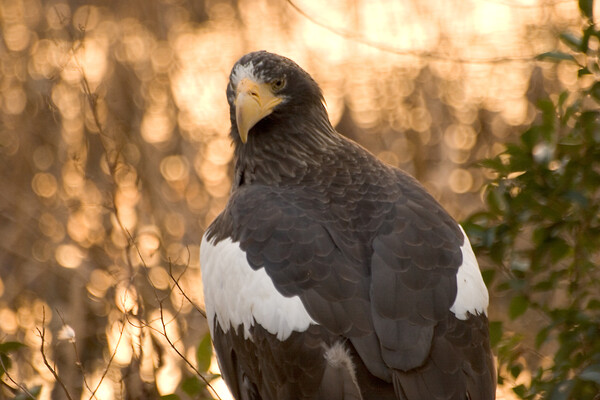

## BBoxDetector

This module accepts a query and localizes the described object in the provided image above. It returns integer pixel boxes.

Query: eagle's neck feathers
[232,103,344,187]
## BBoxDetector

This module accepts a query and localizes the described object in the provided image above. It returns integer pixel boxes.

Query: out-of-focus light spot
[164,212,185,238]
[205,177,231,198]
[63,38,107,89]
[25,325,47,347]
[115,167,137,187]
[39,213,65,242]
[138,226,161,253]
[151,42,174,73]
[51,82,81,120]
[166,242,186,263]
[17,306,35,329]
[532,142,554,164]
[445,124,477,150]
[3,24,31,52]
[115,206,137,232]
[73,5,101,32]
[156,357,181,395]
[206,138,234,166]
[2,86,27,114]
[33,145,55,170]
[160,155,189,182]
[81,370,114,400]
[209,364,234,400]
[449,168,473,194]
[62,161,85,190]
[40,301,59,329]
[187,245,200,269]
[377,150,399,167]
[115,285,138,314]
[0,130,19,156]
[186,183,209,212]
[409,107,432,133]
[141,108,174,143]
[510,186,522,197]
[32,172,58,198]
[196,159,227,185]
[149,267,170,290]
[28,38,68,79]
[32,240,53,262]
[0,308,18,334]
[67,211,89,243]
[55,243,85,269]
[87,268,115,298]
[107,319,133,366]
[117,20,152,64]
[46,3,71,30]
[501,97,529,126]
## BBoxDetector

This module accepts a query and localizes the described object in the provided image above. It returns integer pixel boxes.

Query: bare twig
[156,302,222,400]
[87,315,127,400]
[287,0,541,64]
[70,15,222,400]
[55,311,102,400]
[38,308,74,400]
[168,256,207,318]
[0,357,36,399]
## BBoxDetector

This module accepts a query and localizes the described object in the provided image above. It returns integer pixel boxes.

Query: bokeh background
[0,0,594,398]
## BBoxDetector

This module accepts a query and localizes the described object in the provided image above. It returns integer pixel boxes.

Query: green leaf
[489,321,503,348]
[512,383,527,398]
[181,376,204,396]
[578,66,591,77]
[509,294,529,320]
[0,341,26,354]
[510,364,523,379]
[559,32,582,52]
[549,238,571,262]
[481,268,495,286]
[196,333,213,373]
[536,52,577,63]
[535,326,550,348]
[579,0,594,20]
[160,395,180,400]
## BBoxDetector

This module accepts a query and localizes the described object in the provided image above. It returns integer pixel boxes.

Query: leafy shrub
[464,1,600,398]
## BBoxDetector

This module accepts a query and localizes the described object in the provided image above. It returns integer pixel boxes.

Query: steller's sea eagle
[200,51,496,400]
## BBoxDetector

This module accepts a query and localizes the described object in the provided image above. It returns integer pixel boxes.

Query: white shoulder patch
[449,226,489,320]
[200,234,316,341]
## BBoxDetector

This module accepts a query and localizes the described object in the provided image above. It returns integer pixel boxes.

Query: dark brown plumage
[201,51,496,400]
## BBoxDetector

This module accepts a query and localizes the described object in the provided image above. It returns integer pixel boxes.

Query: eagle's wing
[207,168,493,399]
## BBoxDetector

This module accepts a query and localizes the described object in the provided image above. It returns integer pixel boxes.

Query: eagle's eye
[271,78,286,92]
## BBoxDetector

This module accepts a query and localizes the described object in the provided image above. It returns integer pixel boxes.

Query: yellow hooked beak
[235,78,283,143]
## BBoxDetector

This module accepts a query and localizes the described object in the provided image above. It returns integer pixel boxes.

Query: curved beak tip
[234,79,282,144]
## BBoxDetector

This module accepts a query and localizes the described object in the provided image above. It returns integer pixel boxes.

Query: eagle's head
[226,51,331,146]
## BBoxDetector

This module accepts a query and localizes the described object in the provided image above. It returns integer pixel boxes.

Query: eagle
[200,51,496,400]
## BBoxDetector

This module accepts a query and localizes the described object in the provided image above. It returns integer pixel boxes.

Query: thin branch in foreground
[287,0,538,64]
[156,302,222,400]
[37,308,74,400]
[89,314,127,400]
[168,257,207,318]
[55,310,97,399]
[0,357,36,399]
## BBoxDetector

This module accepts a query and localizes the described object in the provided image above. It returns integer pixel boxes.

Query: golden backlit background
[0,0,592,398]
